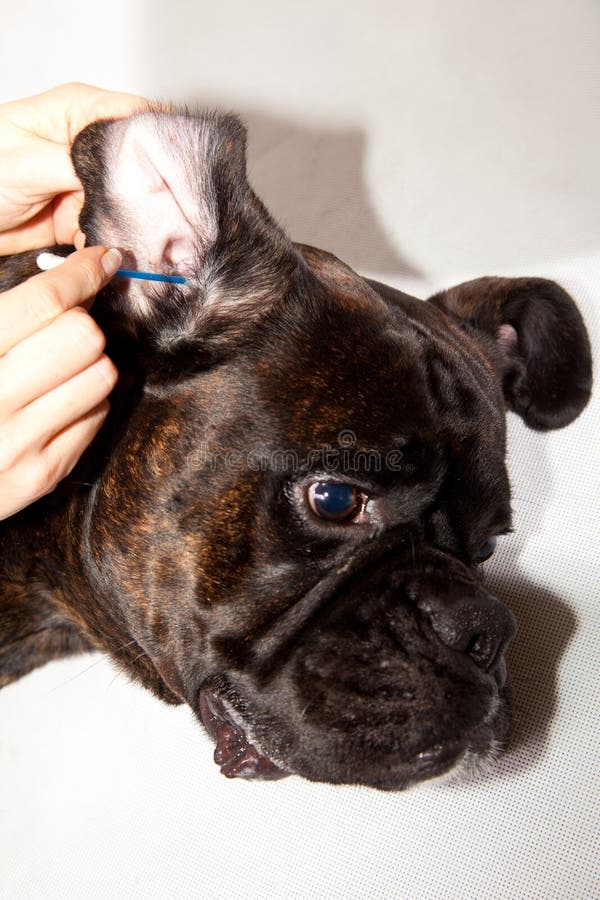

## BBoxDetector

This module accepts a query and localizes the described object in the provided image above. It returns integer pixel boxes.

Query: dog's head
[66,110,591,789]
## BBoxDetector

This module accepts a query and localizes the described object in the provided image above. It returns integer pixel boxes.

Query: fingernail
[101,248,122,276]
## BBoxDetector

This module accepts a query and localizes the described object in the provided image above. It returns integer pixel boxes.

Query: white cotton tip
[36,252,67,271]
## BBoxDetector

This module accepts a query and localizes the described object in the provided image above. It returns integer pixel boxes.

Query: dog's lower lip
[198,689,290,780]
[415,741,467,775]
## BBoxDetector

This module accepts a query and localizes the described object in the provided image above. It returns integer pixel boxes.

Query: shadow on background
[488,572,577,781]
[180,94,422,283]
[242,110,422,280]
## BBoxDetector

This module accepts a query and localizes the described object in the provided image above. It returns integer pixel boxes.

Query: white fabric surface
[1,2,598,898]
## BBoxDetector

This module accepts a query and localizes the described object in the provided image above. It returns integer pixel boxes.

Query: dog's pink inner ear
[497,323,518,353]
[105,115,218,276]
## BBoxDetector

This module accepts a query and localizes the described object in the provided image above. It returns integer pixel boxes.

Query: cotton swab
[36,251,186,285]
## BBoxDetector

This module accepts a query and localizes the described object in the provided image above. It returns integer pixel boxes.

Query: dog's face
[87,249,517,788]
[3,110,591,790]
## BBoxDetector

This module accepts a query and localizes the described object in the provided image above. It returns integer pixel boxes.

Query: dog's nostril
[417,592,516,672]
[465,633,493,667]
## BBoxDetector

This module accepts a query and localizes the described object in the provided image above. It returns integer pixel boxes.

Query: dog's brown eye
[307,482,363,522]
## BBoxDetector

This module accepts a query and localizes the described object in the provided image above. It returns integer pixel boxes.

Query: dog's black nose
[417,590,516,672]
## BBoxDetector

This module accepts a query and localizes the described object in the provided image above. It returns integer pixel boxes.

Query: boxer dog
[0,110,592,790]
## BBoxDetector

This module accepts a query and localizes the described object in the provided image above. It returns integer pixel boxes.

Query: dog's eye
[307,482,363,522]
[473,536,498,562]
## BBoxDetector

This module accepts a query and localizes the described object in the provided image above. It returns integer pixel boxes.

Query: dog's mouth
[198,671,509,787]
[198,689,291,780]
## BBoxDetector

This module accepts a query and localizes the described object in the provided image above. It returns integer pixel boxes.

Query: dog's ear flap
[71,110,298,355]
[428,277,592,430]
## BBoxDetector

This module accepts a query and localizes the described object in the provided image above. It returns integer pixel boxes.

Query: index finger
[0,246,119,357]
[1,83,160,146]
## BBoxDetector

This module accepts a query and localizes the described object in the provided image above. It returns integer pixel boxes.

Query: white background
[1,2,599,897]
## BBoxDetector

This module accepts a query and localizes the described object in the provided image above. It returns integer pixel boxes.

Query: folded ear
[71,110,299,355]
[428,277,592,430]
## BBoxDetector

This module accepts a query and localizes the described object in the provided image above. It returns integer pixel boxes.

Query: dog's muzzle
[196,544,517,786]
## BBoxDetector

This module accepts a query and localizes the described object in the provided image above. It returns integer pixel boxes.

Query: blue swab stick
[115,269,186,284]
[36,252,186,285]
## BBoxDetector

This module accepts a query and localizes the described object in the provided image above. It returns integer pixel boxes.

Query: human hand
[0,246,121,520]
[0,82,147,256]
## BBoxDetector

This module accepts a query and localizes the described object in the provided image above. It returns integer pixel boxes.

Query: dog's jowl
[0,110,592,790]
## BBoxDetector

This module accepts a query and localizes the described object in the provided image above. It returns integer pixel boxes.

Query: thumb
[47,245,123,306]
[0,246,122,357]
